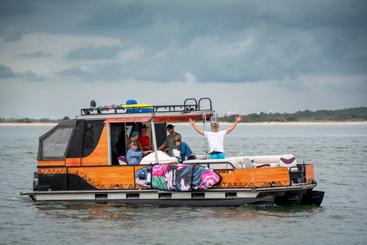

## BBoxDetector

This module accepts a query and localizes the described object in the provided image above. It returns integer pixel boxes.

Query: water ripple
[1,124,367,245]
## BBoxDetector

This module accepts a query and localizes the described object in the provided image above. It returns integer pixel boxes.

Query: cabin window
[65,120,85,158]
[83,120,104,157]
[154,123,167,147]
[42,127,73,158]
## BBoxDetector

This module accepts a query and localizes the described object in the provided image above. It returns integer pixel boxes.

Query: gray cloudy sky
[0,0,366,118]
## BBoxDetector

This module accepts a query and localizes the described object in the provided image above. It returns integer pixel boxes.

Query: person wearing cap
[173,135,194,162]
[126,141,152,165]
[189,115,242,159]
[138,124,152,151]
[158,124,181,156]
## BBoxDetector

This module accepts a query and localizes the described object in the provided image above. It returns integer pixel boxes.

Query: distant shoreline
[177,121,367,125]
[1,121,366,126]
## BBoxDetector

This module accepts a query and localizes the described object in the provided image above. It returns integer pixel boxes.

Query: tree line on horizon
[1,107,367,123]
[0,116,69,123]
[219,107,367,122]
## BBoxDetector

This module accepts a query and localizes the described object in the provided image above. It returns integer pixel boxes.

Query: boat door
[109,123,126,165]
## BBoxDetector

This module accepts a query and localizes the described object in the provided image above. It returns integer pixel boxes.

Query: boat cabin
[37,98,213,165]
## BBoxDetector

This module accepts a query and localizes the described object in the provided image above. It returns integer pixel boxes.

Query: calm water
[0,123,366,245]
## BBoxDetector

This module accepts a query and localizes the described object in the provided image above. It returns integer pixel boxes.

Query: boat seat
[252,162,281,168]
[184,154,297,169]
[140,151,178,165]
[187,154,296,169]
[245,154,297,168]
[118,156,128,165]
[141,153,297,169]
[193,154,207,160]
[225,157,254,168]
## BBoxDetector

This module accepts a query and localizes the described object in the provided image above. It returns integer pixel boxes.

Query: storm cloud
[0,64,44,81]
[0,0,366,117]
[66,45,121,60]
[19,51,52,58]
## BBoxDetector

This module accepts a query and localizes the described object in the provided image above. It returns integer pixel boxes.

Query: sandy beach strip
[174,121,367,126]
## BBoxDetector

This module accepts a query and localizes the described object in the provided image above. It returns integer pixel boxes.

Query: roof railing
[80,97,213,115]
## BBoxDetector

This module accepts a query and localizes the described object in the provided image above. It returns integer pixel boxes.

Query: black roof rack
[80,97,213,116]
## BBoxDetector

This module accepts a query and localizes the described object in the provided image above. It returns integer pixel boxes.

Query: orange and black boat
[21,98,324,206]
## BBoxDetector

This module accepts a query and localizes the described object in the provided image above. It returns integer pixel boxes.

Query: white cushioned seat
[140,151,178,165]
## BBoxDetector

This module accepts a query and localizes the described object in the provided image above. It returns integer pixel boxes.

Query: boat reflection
[34,202,321,222]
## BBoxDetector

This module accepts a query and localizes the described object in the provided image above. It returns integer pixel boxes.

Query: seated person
[126,141,152,165]
[138,125,152,151]
[158,124,181,156]
[127,131,142,150]
[173,135,195,163]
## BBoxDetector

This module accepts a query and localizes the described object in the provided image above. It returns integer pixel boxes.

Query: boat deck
[21,183,318,206]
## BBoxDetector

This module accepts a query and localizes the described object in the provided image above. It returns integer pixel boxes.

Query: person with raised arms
[189,115,242,159]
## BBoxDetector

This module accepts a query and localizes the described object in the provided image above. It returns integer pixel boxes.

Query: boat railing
[80,97,213,115]
[183,159,236,169]
[201,161,236,169]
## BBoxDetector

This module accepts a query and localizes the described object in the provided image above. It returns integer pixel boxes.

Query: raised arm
[226,115,242,135]
[189,118,204,136]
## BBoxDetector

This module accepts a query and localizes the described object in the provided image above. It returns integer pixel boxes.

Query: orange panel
[68,166,135,189]
[65,158,81,166]
[215,167,290,188]
[305,164,315,184]
[81,125,109,166]
[38,160,65,167]
[38,167,66,174]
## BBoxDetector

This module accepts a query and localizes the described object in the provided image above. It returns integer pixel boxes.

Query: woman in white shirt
[189,115,242,159]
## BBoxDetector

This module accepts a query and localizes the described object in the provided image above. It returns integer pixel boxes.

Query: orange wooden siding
[65,158,81,166]
[215,167,290,188]
[38,167,66,174]
[68,166,135,189]
[305,164,315,184]
[38,160,65,167]
[81,124,109,166]
[37,165,292,190]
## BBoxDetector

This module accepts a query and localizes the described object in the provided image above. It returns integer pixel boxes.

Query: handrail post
[150,113,159,164]
[198,97,213,110]
[202,113,208,159]
[184,98,198,111]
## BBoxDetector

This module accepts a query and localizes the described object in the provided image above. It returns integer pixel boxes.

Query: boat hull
[21,184,323,206]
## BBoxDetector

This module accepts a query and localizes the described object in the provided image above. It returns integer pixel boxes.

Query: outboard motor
[289,163,306,184]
